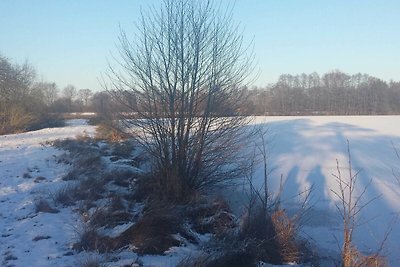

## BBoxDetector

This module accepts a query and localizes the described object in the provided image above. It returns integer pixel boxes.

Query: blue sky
[0,0,399,91]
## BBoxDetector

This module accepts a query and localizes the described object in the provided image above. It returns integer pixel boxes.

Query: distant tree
[244,71,400,116]
[62,85,77,112]
[78,88,93,108]
[92,91,113,120]
[33,81,58,106]
[106,0,254,201]
[0,54,42,133]
[63,84,77,100]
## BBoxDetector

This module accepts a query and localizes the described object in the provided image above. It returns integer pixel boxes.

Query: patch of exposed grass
[32,235,51,241]
[34,176,46,183]
[53,184,79,206]
[73,226,113,253]
[35,199,59,213]
[78,254,102,267]
[22,172,32,178]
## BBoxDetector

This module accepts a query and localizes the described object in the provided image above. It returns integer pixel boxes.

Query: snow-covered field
[248,116,400,265]
[1,116,399,266]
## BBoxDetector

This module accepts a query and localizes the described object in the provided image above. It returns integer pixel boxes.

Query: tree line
[0,54,106,134]
[2,53,400,135]
[243,71,400,115]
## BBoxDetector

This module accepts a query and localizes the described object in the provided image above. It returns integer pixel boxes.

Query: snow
[0,120,95,267]
[1,116,400,266]
[246,116,400,265]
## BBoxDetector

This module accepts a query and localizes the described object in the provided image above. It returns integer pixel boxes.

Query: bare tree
[79,88,93,108]
[63,84,77,100]
[106,0,254,202]
[62,85,77,112]
[33,81,58,106]
[0,54,41,133]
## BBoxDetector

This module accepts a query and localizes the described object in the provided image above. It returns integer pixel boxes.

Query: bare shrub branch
[331,140,385,267]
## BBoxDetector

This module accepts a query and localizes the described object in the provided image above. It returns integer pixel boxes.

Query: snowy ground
[245,116,400,265]
[0,120,97,267]
[1,116,400,266]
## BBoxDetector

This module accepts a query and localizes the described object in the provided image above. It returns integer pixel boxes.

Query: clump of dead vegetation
[35,198,59,213]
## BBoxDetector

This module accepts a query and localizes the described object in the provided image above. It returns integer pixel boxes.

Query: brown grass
[73,226,113,253]
[112,206,182,255]
[95,123,128,142]
[271,209,300,263]
[35,199,59,213]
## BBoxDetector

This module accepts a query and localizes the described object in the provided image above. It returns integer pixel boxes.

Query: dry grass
[187,198,236,235]
[341,246,388,267]
[32,235,51,241]
[178,251,256,267]
[113,206,182,255]
[95,123,127,142]
[35,199,59,213]
[85,205,133,229]
[53,184,80,206]
[34,176,47,183]
[110,141,134,158]
[332,142,387,267]
[271,209,300,263]
[73,226,113,253]
[77,253,102,267]
[237,205,314,265]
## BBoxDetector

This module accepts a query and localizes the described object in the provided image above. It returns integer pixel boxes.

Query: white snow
[1,116,400,266]
[0,120,95,267]
[245,116,400,265]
